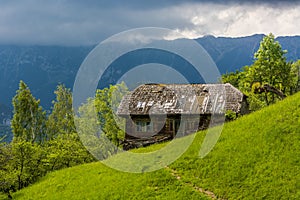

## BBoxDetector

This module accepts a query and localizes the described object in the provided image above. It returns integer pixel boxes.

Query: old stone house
[117,83,248,148]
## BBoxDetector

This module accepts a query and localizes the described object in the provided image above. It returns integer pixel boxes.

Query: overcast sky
[0,0,299,45]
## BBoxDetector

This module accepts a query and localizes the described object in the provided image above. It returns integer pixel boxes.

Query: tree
[46,84,75,139]
[5,81,47,194]
[222,70,241,88]
[290,60,300,93]
[11,81,46,143]
[222,70,246,89]
[223,34,298,111]
[0,143,15,198]
[94,83,128,146]
[43,133,94,171]
[45,84,94,170]
[11,139,45,190]
[245,33,292,105]
[75,98,119,160]
[1,83,96,196]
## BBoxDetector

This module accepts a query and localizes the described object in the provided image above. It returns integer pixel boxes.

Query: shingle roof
[117,83,245,116]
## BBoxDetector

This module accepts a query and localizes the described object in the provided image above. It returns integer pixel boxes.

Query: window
[136,121,153,132]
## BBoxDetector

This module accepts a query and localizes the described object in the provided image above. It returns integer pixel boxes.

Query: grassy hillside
[9,92,300,199]
[9,162,208,200]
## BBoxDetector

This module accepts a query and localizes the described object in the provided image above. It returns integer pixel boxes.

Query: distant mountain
[0,103,11,143]
[0,103,11,122]
[0,45,93,110]
[196,34,300,73]
[0,34,300,113]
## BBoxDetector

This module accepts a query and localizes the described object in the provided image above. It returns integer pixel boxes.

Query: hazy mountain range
[0,34,300,114]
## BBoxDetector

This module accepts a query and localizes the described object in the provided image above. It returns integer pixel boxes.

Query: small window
[136,121,153,132]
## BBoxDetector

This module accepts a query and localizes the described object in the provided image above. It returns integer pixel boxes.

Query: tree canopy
[94,83,128,146]
[1,81,94,198]
[11,81,46,143]
[46,84,75,139]
[222,33,300,111]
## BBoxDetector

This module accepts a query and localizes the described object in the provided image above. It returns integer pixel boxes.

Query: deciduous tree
[222,34,299,111]
[94,83,128,146]
[11,81,46,143]
[46,84,75,139]
[245,33,292,105]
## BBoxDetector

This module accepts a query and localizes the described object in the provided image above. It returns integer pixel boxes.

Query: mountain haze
[0,34,300,112]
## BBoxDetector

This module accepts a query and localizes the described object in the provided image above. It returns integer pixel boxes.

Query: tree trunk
[258,84,287,100]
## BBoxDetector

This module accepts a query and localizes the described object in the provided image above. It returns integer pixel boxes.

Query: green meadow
[8,92,300,200]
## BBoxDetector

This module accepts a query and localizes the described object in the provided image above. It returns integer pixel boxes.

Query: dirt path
[165,166,226,200]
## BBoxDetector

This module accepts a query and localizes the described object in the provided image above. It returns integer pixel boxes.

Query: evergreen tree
[11,81,46,143]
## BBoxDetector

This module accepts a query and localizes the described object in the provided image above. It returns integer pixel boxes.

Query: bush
[225,110,237,121]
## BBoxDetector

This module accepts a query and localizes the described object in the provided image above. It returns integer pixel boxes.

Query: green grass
[10,92,300,199]
[169,92,300,199]
[9,162,207,200]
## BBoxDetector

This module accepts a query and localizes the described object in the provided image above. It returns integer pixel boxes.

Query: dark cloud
[0,0,299,45]
[68,0,300,7]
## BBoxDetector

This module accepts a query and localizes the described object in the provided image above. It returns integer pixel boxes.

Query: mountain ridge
[0,34,299,112]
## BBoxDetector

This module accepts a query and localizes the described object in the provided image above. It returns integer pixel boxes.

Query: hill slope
[9,92,300,199]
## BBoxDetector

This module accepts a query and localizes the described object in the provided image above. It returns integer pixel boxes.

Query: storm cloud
[0,0,299,45]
